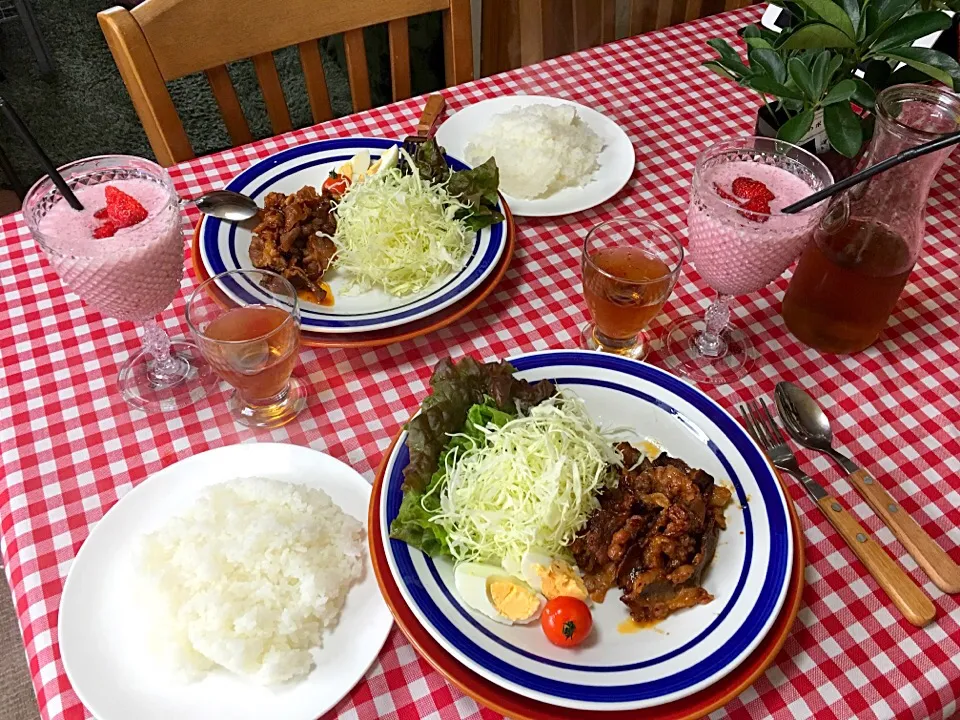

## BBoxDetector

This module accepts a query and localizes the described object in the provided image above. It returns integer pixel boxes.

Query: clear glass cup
[23,155,216,412]
[661,137,833,384]
[186,269,306,428]
[580,218,684,360]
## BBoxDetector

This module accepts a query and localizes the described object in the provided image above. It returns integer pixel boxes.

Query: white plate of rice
[58,442,393,720]
[435,94,635,217]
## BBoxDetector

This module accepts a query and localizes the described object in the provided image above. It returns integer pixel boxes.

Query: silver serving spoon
[776,381,960,594]
[187,190,260,222]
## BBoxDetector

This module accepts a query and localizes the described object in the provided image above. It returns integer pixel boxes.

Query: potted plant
[705,0,960,178]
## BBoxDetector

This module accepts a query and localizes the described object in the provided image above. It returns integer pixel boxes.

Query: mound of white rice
[136,478,364,685]
[464,104,604,199]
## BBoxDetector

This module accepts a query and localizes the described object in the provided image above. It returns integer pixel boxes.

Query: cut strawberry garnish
[93,207,109,220]
[732,176,775,203]
[737,196,771,223]
[713,183,739,203]
[104,185,148,228]
[93,221,118,238]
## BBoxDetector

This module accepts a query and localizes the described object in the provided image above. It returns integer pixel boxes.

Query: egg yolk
[488,578,540,621]
[534,561,589,601]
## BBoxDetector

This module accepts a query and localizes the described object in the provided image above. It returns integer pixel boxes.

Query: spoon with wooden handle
[776,381,960,594]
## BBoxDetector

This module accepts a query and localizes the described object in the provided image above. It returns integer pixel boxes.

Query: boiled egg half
[453,562,544,625]
[504,548,589,602]
[337,146,398,183]
[367,145,399,176]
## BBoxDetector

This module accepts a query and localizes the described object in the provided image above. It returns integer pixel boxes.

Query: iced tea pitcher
[781,84,960,354]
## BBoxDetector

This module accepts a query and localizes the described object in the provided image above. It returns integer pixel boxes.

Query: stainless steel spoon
[776,381,960,594]
[187,190,259,222]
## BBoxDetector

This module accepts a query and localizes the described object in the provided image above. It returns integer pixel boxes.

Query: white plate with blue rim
[197,137,508,334]
[377,350,793,710]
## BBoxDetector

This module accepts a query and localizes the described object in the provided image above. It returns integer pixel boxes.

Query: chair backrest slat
[99,0,473,166]
[204,65,253,147]
[517,0,545,67]
[343,28,373,112]
[572,0,600,51]
[388,18,412,102]
[298,39,334,124]
[129,0,449,80]
[601,0,617,44]
[99,6,192,166]
[571,0,616,51]
[684,0,704,22]
[443,0,473,86]
[251,51,293,135]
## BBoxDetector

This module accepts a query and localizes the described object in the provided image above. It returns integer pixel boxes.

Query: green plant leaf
[751,48,788,83]
[703,60,738,80]
[840,0,862,37]
[811,51,830,97]
[873,11,952,50]
[744,75,807,100]
[780,23,857,49]
[782,98,806,113]
[788,57,818,99]
[777,109,816,143]
[874,0,917,24]
[742,23,763,38]
[880,46,960,88]
[887,64,935,85]
[707,38,750,75]
[858,0,872,38]
[852,78,877,109]
[826,53,845,83]
[821,78,857,105]
[790,0,857,38]
[825,102,864,156]
[746,37,775,49]
[864,0,920,45]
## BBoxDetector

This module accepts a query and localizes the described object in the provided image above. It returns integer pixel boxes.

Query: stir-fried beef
[249,186,337,300]
[571,443,732,623]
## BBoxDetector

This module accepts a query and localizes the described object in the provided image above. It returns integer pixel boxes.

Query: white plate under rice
[464,104,604,200]
[136,477,364,685]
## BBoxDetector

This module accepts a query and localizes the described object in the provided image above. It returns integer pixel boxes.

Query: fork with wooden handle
[776,381,960,595]
[739,400,936,628]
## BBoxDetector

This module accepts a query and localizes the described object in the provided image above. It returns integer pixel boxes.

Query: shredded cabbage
[332,159,471,296]
[427,393,624,567]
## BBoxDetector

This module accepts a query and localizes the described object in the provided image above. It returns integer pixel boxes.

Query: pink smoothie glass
[662,137,833,384]
[23,156,217,412]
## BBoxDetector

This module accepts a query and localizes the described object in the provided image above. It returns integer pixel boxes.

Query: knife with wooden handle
[843,463,960,594]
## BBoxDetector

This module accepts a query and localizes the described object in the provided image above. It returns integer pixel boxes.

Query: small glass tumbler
[186,270,307,428]
[580,218,684,360]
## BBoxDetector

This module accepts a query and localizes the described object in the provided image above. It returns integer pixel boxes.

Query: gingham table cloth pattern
[2,7,960,719]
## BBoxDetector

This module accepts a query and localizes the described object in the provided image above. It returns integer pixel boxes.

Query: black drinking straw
[0,94,84,211]
[782,130,960,214]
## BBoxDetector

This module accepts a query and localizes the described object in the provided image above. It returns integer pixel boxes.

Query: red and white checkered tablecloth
[3,6,960,719]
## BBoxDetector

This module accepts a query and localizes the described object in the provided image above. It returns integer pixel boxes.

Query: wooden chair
[481,0,753,75]
[98,0,473,166]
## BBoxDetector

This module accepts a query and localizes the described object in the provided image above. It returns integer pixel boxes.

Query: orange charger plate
[189,200,516,350]
[368,431,805,720]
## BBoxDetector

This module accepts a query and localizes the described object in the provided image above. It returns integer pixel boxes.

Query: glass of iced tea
[186,269,306,428]
[580,218,684,359]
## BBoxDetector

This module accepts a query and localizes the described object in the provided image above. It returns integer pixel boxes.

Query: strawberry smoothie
[687,160,822,296]
[36,178,184,321]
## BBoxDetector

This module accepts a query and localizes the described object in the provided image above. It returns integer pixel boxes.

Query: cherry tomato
[540,596,592,647]
[322,171,349,197]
